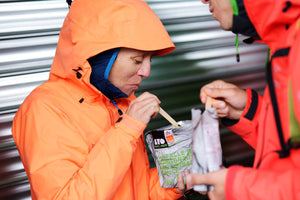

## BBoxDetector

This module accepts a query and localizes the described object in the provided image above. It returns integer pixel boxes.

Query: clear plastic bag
[191,107,222,192]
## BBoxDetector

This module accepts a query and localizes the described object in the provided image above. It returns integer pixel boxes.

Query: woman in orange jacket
[12,0,188,199]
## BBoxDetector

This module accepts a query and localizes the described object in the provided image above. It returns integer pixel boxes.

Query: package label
[146,121,193,188]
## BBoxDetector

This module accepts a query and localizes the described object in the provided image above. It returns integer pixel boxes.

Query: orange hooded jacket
[12,0,182,199]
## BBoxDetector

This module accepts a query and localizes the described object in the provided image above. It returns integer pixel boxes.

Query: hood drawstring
[235,34,240,62]
[110,100,123,116]
[230,0,240,62]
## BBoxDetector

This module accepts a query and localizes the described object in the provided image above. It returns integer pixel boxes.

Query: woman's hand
[126,92,160,125]
[177,169,193,195]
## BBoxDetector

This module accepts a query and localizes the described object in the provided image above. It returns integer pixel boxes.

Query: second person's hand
[200,80,247,120]
[186,168,228,200]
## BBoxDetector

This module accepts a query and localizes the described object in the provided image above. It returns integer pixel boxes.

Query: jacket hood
[49,0,175,88]
[242,0,300,48]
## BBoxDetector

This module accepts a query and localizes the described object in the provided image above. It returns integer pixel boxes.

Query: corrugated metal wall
[0,0,268,199]
[0,1,68,199]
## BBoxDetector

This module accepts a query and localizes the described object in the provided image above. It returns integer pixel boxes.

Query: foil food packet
[146,107,222,189]
[191,107,222,192]
[145,120,193,188]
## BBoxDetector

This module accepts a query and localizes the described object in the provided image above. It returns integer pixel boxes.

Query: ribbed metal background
[0,1,68,199]
[0,0,268,199]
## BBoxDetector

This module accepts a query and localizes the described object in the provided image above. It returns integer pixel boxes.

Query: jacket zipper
[255,102,269,168]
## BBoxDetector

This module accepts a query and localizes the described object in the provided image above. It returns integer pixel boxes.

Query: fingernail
[222,107,228,113]
[178,173,182,179]
[201,97,205,103]
[185,174,191,183]
[219,102,225,108]
[205,88,212,95]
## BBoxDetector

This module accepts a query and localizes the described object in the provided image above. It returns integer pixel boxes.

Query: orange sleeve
[12,98,145,200]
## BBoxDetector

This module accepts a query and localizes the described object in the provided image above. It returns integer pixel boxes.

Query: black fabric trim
[272,47,290,58]
[232,15,260,38]
[231,0,260,38]
[267,47,290,158]
[221,89,258,127]
[243,37,255,44]
[221,118,239,127]
[244,90,258,120]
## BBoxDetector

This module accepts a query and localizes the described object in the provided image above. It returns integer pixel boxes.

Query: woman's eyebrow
[130,55,144,59]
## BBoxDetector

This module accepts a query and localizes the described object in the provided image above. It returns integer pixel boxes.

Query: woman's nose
[137,60,151,78]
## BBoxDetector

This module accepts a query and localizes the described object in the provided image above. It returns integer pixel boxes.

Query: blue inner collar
[88,48,128,100]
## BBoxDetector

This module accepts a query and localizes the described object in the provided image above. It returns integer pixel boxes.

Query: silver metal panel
[0,1,68,199]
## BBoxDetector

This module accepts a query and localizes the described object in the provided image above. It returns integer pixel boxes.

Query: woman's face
[108,48,155,96]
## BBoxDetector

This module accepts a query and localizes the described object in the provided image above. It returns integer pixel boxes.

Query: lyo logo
[154,138,165,145]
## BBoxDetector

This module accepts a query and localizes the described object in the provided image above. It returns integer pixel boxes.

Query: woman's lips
[131,84,140,90]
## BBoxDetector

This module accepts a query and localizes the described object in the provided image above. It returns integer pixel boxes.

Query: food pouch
[145,121,193,188]
[191,107,222,192]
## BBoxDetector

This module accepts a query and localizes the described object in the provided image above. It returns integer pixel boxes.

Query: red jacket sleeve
[221,89,262,149]
[226,161,300,200]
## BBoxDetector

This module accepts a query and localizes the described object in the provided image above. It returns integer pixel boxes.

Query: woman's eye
[135,60,142,64]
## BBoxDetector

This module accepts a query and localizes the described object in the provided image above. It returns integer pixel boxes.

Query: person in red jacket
[186,0,300,199]
[12,0,189,199]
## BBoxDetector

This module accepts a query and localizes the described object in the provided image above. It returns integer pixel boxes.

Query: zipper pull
[110,100,123,115]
